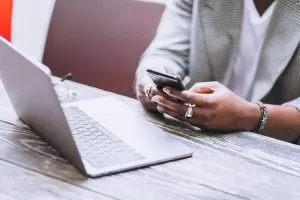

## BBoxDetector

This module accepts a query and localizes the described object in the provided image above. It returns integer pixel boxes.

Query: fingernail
[163,87,170,94]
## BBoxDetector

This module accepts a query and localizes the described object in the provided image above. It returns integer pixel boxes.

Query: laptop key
[63,106,145,168]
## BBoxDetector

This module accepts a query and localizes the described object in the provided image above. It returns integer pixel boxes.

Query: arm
[135,0,193,111]
[136,0,192,80]
[262,99,300,143]
[151,82,300,144]
[238,102,300,143]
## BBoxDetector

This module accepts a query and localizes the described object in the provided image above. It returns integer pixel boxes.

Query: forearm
[136,0,192,82]
[246,103,300,143]
[264,105,300,142]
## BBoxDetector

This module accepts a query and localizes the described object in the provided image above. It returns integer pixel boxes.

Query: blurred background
[0,0,167,98]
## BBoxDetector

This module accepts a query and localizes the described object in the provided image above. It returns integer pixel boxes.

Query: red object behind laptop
[0,0,13,41]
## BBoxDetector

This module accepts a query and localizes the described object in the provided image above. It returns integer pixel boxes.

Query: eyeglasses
[52,73,77,102]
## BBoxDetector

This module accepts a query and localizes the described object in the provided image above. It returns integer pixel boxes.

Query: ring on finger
[144,85,154,98]
[184,103,195,119]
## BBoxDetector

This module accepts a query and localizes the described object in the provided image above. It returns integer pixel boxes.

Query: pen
[60,73,73,82]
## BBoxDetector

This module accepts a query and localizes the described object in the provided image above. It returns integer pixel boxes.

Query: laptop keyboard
[63,106,145,168]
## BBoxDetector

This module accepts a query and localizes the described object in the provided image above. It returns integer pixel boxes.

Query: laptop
[0,37,192,177]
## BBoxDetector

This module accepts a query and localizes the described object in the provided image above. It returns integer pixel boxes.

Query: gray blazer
[137,0,300,107]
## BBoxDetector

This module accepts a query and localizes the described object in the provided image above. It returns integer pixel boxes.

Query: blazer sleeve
[135,0,193,82]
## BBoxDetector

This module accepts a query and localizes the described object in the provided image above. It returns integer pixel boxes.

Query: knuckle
[206,97,217,106]
[159,97,167,105]
[184,92,194,102]
[203,112,216,122]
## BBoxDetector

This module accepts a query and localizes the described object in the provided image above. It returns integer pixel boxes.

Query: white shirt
[229,0,277,100]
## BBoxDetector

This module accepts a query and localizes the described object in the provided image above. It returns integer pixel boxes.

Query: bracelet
[253,101,268,134]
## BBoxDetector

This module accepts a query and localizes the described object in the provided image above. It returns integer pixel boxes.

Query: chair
[43,0,164,97]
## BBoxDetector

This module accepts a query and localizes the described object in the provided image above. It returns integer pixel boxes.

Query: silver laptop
[0,37,192,177]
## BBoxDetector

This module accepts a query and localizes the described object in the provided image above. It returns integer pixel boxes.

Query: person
[134,0,300,144]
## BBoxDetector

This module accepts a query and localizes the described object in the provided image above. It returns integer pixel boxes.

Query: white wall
[12,0,56,62]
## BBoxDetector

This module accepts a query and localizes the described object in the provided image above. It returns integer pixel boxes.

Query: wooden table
[1,79,300,200]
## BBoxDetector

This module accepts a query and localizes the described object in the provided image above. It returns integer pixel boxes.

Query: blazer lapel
[251,0,300,101]
[199,0,243,85]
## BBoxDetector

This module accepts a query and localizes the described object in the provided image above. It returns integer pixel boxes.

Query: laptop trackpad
[64,97,192,159]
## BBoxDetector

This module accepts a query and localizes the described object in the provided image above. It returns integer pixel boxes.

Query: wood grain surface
[0,79,300,200]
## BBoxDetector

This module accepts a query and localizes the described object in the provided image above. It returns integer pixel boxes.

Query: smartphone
[146,69,186,91]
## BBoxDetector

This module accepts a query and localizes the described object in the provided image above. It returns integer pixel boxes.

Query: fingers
[136,82,173,113]
[151,95,186,114]
[191,87,215,94]
[149,86,165,99]
[137,81,221,119]
[156,105,185,121]
[161,81,221,106]
[151,95,210,119]
[155,103,214,129]
[189,81,220,92]
[163,87,216,107]
[136,84,157,99]
[156,104,206,129]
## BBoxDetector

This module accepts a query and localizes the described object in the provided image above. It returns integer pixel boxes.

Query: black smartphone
[146,69,186,91]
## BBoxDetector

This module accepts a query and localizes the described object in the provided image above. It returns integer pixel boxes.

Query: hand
[151,81,261,131]
[135,70,169,113]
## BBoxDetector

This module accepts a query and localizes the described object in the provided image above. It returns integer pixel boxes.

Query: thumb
[189,82,220,93]
[191,87,215,94]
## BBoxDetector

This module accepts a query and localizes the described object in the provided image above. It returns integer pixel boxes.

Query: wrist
[242,102,261,132]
